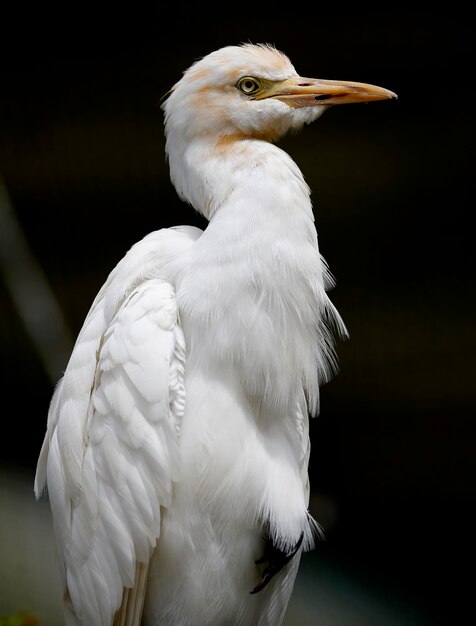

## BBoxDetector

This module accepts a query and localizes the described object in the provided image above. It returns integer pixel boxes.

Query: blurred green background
[0,6,473,625]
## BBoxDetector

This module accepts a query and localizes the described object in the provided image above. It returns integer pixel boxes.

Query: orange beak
[257,75,397,107]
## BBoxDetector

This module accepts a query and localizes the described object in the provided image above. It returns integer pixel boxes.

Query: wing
[35,227,200,626]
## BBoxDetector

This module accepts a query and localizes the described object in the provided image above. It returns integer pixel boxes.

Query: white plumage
[35,43,395,626]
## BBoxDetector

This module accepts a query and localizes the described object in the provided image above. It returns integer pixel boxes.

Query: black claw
[250,532,304,594]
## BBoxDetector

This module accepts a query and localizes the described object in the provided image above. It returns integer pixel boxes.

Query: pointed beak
[258,75,397,107]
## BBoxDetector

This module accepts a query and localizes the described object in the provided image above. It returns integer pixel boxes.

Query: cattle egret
[35,43,396,626]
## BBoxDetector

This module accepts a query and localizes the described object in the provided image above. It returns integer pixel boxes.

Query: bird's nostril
[298,82,311,86]
[314,95,332,101]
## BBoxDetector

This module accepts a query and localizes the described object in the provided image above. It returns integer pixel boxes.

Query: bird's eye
[237,77,261,95]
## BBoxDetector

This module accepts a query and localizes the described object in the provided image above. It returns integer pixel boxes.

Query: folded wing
[35,227,200,626]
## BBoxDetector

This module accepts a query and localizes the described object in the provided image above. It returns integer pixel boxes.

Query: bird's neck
[166,134,314,223]
[174,134,336,416]
[169,133,323,295]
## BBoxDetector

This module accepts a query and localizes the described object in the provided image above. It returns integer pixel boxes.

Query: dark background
[1,6,473,624]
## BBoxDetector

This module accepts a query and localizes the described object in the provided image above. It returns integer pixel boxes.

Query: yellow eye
[237,77,261,95]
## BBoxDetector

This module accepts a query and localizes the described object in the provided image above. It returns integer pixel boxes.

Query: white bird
[35,43,396,626]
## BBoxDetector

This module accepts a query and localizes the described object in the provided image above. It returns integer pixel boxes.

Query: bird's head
[162,43,396,144]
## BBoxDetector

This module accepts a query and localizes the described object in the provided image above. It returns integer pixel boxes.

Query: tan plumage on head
[35,43,395,626]
[163,43,395,216]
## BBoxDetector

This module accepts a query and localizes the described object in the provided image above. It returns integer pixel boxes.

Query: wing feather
[46,278,183,626]
[37,280,189,626]
[113,562,149,626]
[34,226,201,625]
